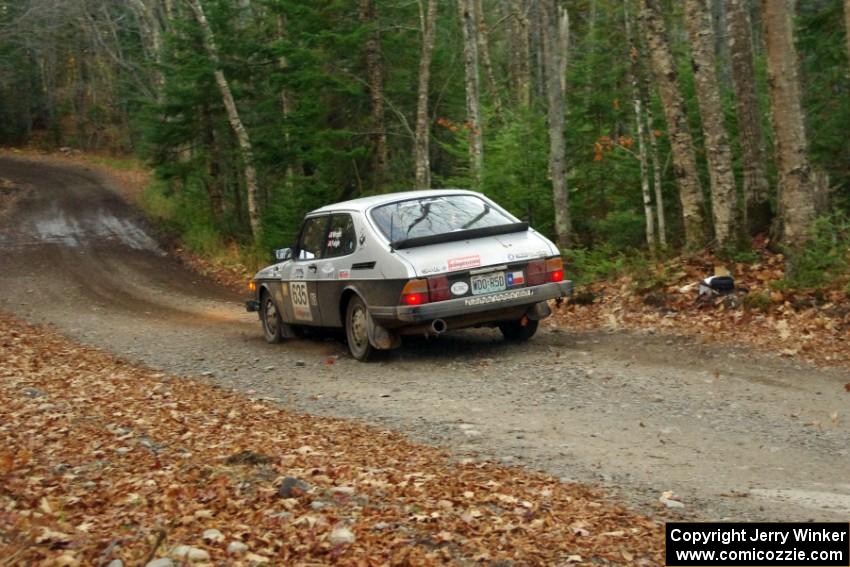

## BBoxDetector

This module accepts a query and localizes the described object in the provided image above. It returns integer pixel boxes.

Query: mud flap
[527,300,552,321]
[280,323,299,339]
[366,312,401,350]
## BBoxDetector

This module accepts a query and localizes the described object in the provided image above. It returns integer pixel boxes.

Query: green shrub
[564,246,628,285]
[743,292,771,312]
[785,213,850,289]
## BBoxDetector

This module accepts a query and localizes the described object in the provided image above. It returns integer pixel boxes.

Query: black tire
[261,292,284,344]
[345,295,375,361]
[499,318,539,342]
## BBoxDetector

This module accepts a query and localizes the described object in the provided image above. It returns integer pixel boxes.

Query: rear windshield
[370,195,516,243]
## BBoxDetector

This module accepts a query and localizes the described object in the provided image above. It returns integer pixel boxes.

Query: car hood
[395,229,559,277]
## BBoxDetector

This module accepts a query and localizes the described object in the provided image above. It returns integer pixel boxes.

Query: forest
[0,0,848,281]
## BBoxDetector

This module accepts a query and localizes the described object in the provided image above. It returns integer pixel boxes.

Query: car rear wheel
[261,293,284,344]
[499,318,538,342]
[345,295,374,361]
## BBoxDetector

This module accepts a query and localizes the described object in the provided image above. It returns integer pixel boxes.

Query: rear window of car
[370,195,516,243]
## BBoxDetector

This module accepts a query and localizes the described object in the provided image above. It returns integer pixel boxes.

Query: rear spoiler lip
[391,222,530,250]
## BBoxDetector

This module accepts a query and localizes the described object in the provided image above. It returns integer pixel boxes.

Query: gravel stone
[329,527,355,545]
[278,476,311,498]
[228,541,249,555]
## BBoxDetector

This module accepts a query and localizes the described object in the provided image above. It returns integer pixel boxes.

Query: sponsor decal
[506,270,525,286]
[338,269,350,280]
[309,292,318,306]
[294,268,305,279]
[447,254,481,272]
[450,281,469,296]
[421,265,446,275]
[321,263,335,274]
[290,281,313,321]
[464,288,533,306]
[508,251,531,261]
[326,228,343,250]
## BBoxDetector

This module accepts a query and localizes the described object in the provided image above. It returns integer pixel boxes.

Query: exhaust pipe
[430,319,447,335]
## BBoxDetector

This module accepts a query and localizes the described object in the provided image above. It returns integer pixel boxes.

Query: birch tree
[684,0,738,249]
[458,0,483,188]
[187,0,261,239]
[541,0,571,248]
[413,0,438,189]
[727,0,771,234]
[761,0,817,253]
[625,0,656,255]
[639,0,706,248]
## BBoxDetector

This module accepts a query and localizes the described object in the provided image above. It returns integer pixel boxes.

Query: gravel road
[1,156,848,522]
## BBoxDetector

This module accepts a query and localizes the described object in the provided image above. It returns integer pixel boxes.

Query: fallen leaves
[557,249,850,368]
[0,313,664,565]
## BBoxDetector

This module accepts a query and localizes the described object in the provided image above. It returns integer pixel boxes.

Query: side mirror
[275,247,292,261]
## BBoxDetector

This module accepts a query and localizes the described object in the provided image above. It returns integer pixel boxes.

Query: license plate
[470,271,506,295]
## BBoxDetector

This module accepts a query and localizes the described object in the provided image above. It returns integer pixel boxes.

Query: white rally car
[247,190,572,360]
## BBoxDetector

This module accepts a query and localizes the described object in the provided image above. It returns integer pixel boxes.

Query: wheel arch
[339,285,364,325]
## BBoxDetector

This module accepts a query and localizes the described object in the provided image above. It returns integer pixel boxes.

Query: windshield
[370,195,517,243]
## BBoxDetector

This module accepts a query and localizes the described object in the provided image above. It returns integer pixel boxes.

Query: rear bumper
[370,280,572,323]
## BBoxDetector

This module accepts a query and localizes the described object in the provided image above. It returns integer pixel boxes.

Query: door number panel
[290,281,313,321]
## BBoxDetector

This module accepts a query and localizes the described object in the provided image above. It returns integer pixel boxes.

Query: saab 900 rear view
[247,190,572,360]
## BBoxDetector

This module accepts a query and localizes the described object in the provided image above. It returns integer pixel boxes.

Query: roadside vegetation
[1,0,849,366]
[1,0,849,274]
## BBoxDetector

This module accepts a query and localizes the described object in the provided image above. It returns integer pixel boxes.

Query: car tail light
[427,275,450,302]
[546,257,564,282]
[526,260,546,286]
[400,278,429,306]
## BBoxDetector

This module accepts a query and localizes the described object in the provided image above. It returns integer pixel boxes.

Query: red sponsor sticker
[447,254,481,271]
[338,270,350,280]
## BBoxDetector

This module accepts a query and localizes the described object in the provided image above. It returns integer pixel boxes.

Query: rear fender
[341,286,400,350]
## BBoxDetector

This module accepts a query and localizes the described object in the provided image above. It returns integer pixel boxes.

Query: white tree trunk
[639,0,706,248]
[414,0,438,189]
[188,0,261,239]
[458,0,484,188]
[624,0,656,256]
[541,0,571,248]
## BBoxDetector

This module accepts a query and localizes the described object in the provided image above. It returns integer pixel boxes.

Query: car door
[280,215,329,326]
[314,213,358,327]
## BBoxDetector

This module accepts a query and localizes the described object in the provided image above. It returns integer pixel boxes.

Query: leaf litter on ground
[0,313,663,566]
[556,248,850,369]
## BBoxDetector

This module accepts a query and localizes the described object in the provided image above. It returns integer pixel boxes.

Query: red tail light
[427,275,450,302]
[400,279,430,306]
[546,257,565,282]
[403,292,427,305]
[528,257,564,285]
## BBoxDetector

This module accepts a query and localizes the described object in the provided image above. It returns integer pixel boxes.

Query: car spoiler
[391,222,529,250]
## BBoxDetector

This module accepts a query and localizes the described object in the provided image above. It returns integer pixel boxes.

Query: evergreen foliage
[0,0,847,273]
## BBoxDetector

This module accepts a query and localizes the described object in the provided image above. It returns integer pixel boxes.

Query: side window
[296,216,328,261]
[323,214,357,258]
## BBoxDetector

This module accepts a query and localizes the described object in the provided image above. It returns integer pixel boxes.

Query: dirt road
[1,156,848,522]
